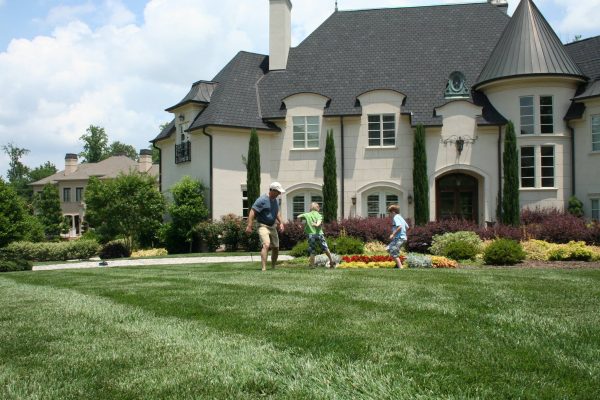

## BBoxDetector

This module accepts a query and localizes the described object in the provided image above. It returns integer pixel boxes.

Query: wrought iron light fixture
[407,194,413,205]
[441,135,477,155]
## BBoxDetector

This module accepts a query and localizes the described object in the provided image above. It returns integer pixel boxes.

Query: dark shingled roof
[259,3,510,126]
[165,80,218,112]
[476,0,585,88]
[565,35,600,81]
[152,119,175,143]
[188,52,279,133]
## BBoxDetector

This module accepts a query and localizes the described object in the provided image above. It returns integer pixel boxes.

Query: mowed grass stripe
[1,264,599,399]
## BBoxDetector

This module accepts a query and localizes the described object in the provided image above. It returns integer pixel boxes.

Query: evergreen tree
[166,176,209,253]
[413,124,429,225]
[33,183,66,240]
[0,178,28,247]
[502,121,520,226]
[322,129,338,223]
[246,129,261,208]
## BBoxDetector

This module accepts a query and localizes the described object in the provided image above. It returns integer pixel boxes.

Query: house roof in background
[30,156,157,185]
[476,0,585,88]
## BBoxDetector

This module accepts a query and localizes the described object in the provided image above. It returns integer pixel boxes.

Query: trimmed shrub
[547,241,593,261]
[130,248,168,258]
[2,240,99,262]
[290,240,309,257]
[406,219,478,253]
[364,241,388,254]
[329,236,364,255]
[195,221,223,252]
[220,214,245,251]
[430,231,482,261]
[431,256,458,269]
[99,240,131,260]
[0,259,32,272]
[522,239,554,261]
[483,238,525,265]
[279,221,306,250]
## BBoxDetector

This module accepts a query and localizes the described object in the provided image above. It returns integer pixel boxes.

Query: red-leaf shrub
[477,224,523,241]
[589,221,600,245]
[279,221,307,250]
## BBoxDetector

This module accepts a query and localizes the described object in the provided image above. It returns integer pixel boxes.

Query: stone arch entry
[435,173,478,222]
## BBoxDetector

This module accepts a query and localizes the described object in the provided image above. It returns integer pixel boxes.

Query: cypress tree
[322,129,338,223]
[502,121,520,226]
[246,129,261,208]
[413,124,429,225]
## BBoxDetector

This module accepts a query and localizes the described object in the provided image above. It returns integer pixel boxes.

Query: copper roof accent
[475,0,586,88]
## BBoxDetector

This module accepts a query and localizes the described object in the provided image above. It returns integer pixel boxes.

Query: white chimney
[269,0,292,70]
[138,149,153,172]
[64,153,78,175]
[488,0,508,13]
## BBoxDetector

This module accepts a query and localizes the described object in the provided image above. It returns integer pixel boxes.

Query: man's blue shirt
[252,194,279,225]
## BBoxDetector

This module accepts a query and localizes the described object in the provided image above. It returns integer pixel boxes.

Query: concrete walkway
[33,255,294,271]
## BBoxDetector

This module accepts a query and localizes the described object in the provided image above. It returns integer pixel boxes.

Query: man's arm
[277,211,284,232]
[245,209,256,233]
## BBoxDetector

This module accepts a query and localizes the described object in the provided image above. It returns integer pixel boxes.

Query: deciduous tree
[33,183,66,240]
[79,125,109,163]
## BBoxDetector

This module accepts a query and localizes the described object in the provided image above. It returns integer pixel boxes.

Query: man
[245,182,285,271]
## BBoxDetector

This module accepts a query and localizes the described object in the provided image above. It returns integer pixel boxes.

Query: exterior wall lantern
[407,194,413,205]
[441,135,477,156]
[351,196,356,205]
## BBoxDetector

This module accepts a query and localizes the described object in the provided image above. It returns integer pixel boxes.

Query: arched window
[364,190,399,218]
[290,191,323,219]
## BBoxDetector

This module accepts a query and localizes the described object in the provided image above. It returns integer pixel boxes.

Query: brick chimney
[138,149,153,172]
[269,0,292,70]
[64,153,78,175]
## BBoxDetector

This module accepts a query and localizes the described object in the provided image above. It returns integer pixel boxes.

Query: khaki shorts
[257,223,279,249]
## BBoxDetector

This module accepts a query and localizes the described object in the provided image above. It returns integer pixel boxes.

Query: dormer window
[444,71,469,98]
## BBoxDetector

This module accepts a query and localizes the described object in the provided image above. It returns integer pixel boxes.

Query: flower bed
[339,254,406,269]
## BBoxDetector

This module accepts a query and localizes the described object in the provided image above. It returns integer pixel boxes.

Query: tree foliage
[84,173,165,249]
[166,176,209,252]
[0,178,29,247]
[413,124,429,225]
[502,121,520,226]
[108,141,138,160]
[29,162,57,183]
[246,129,261,208]
[79,125,109,163]
[2,143,30,198]
[33,183,66,240]
[322,129,338,223]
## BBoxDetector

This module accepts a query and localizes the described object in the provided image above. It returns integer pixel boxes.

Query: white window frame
[520,146,535,188]
[367,114,396,147]
[241,187,249,218]
[290,191,323,219]
[519,96,534,135]
[292,116,320,149]
[592,199,599,221]
[364,190,399,218]
[592,115,600,152]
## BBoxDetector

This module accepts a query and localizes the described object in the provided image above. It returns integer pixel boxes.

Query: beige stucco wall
[572,97,600,217]
[482,77,581,211]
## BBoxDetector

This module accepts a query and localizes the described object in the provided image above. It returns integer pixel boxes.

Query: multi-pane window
[291,192,323,219]
[520,146,535,188]
[292,116,320,149]
[539,96,554,134]
[75,187,84,203]
[540,146,555,187]
[592,115,600,152]
[592,199,599,221]
[520,96,534,135]
[366,192,399,217]
[63,188,71,202]
[368,114,395,147]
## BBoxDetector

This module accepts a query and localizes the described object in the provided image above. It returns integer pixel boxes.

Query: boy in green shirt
[297,202,336,268]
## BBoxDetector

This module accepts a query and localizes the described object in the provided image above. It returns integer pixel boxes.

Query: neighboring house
[152,0,600,224]
[30,150,158,238]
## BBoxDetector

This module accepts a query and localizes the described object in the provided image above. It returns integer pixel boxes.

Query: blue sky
[1,0,599,178]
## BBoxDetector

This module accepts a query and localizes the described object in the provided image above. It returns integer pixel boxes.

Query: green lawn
[1,264,599,399]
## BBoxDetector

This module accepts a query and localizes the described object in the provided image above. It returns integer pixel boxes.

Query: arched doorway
[436,173,478,222]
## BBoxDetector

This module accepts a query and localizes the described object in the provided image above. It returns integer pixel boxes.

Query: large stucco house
[152,0,600,224]
[30,151,158,238]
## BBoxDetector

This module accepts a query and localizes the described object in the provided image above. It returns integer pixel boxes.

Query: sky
[1,0,599,179]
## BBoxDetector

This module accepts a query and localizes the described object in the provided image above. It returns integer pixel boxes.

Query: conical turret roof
[475,0,585,88]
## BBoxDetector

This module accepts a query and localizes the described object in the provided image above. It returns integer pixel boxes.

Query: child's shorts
[387,237,405,258]
[308,234,329,255]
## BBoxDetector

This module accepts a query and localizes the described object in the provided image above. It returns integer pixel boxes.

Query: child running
[387,204,409,268]
[297,202,336,268]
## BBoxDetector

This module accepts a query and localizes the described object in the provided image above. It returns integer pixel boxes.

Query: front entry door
[436,173,478,222]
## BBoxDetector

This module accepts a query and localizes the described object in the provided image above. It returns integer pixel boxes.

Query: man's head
[269,182,285,197]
